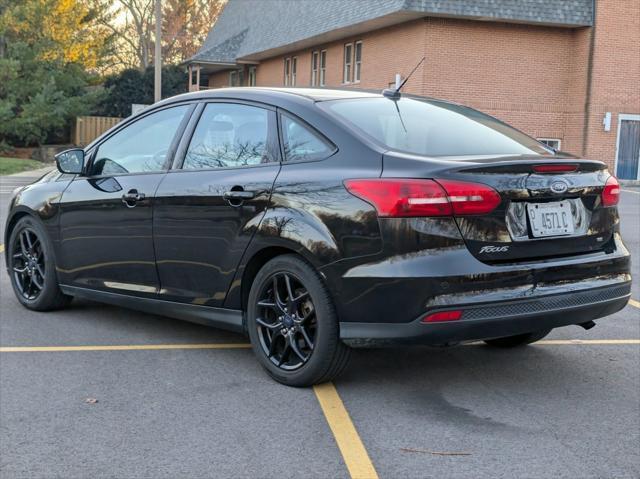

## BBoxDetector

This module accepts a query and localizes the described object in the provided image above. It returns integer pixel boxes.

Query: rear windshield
[320,97,552,157]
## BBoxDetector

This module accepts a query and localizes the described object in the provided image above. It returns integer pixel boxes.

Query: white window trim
[291,56,297,87]
[284,57,291,86]
[537,138,562,150]
[311,51,319,87]
[320,50,327,87]
[229,70,237,87]
[614,113,640,180]
[354,41,362,84]
[343,43,353,84]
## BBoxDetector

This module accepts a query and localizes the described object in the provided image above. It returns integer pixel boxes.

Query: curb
[6,166,55,178]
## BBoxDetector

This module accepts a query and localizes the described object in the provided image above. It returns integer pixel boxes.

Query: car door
[57,104,193,295]
[153,100,281,306]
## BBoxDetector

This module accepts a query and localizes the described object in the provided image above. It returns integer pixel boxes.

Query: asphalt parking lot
[1,171,638,479]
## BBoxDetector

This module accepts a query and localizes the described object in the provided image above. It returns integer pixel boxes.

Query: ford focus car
[4,87,631,386]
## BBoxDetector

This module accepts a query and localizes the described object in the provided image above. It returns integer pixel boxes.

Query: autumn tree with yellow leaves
[0,0,225,147]
[0,0,112,146]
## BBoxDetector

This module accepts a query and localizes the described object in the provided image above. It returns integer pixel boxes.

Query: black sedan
[4,87,631,386]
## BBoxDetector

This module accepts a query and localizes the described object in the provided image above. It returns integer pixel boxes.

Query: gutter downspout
[581,0,597,157]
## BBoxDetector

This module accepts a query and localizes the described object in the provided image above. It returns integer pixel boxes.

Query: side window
[183,103,272,169]
[92,105,188,176]
[281,115,334,162]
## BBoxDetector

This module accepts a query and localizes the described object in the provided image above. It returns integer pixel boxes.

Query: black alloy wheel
[255,272,317,370]
[247,255,351,387]
[8,216,71,311]
[11,227,46,301]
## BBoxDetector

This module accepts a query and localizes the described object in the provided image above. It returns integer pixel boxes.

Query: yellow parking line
[2,339,639,353]
[0,343,251,352]
[313,382,379,479]
[535,339,640,345]
[629,299,640,309]
[0,243,4,253]
[464,339,640,346]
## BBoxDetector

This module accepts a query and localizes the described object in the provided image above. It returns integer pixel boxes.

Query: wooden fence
[74,116,122,146]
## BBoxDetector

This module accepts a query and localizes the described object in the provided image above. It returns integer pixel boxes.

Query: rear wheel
[247,255,351,387]
[484,329,551,348]
[8,216,71,311]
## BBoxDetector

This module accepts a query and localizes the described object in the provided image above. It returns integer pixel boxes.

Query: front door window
[91,106,189,176]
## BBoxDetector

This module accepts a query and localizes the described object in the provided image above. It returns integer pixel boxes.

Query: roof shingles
[190,0,593,64]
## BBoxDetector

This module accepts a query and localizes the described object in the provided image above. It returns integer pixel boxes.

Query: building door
[616,115,640,180]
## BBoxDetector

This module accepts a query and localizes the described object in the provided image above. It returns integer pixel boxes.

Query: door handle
[121,189,145,207]
[223,188,258,207]
[223,190,257,200]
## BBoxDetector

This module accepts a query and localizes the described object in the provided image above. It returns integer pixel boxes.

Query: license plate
[526,201,574,238]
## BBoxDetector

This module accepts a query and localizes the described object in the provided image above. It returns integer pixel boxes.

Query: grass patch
[0,157,46,175]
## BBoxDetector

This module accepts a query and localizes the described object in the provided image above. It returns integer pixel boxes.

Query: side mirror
[55,148,85,174]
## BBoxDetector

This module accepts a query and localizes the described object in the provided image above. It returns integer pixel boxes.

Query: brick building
[186,0,640,179]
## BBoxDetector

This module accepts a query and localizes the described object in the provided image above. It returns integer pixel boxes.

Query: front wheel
[247,255,351,387]
[8,216,71,311]
[484,329,551,348]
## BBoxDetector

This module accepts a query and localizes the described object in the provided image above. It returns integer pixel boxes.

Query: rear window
[320,97,552,157]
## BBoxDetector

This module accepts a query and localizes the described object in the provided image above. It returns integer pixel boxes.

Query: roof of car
[162,87,384,106]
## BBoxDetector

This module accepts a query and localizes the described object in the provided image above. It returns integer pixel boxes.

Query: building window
[291,57,297,86]
[354,41,362,83]
[311,51,319,86]
[538,138,562,151]
[284,57,297,86]
[229,69,244,87]
[343,43,353,83]
[320,50,327,86]
[248,66,256,86]
[284,57,291,86]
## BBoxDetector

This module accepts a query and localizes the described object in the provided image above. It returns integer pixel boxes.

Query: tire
[483,329,551,348]
[7,216,71,311]
[247,254,351,387]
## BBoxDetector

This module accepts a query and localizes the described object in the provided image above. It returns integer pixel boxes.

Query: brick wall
[583,0,640,169]
[419,18,574,151]
[207,1,640,170]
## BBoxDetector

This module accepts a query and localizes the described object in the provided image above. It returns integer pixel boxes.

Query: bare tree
[94,0,226,71]
[162,0,226,64]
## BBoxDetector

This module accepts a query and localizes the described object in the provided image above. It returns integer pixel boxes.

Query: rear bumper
[339,280,631,346]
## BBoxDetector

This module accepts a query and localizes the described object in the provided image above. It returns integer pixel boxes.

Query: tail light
[436,180,502,215]
[602,176,620,207]
[344,179,500,217]
[533,164,578,173]
[343,179,451,217]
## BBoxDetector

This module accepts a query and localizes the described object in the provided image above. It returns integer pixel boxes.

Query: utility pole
[154,0,162,103]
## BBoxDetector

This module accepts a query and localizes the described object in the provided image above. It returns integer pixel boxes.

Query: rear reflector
[533,164,578,173]
[602,175,620,206]
[343,179,500,217]
[422,310,463,323]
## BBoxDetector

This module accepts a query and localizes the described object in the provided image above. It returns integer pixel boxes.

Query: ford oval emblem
[550,180,568,194]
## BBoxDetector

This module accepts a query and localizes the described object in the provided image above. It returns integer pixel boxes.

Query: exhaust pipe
[579,320,596,330]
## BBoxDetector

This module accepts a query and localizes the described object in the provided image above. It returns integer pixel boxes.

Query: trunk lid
[382,153,618,263]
